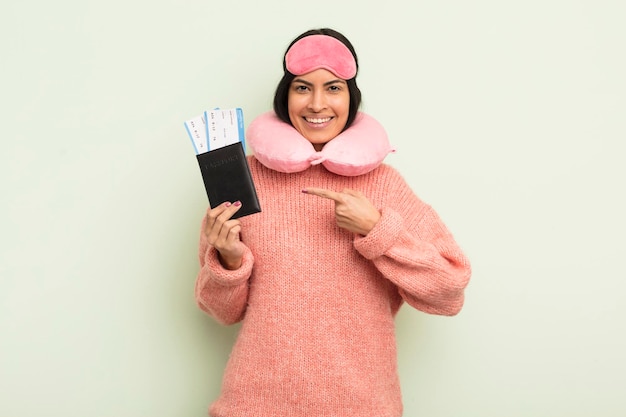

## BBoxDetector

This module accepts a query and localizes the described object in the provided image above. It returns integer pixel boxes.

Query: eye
[294,84,309,93]
[328,84,343,93]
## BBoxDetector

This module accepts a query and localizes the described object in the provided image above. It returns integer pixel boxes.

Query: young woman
[195,28,471,417]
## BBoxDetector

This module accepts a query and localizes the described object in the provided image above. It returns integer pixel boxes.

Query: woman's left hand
[303,187,381,236]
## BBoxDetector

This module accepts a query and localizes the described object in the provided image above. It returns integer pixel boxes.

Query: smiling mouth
[304,117,332,124]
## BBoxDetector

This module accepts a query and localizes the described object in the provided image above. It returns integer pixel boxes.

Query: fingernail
[233,201,242,207]
[225,202,232,207]
[301,189,308,194]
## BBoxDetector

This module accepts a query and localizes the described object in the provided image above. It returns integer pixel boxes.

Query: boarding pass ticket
[184,108,245,154]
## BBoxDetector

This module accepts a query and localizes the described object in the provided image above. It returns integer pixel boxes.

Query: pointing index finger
[302,187,342,202]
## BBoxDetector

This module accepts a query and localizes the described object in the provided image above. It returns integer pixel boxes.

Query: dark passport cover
[196,142,261,218]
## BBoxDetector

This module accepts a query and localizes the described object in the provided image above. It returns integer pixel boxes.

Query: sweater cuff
[354,208,403,260]
[203,245,254,287]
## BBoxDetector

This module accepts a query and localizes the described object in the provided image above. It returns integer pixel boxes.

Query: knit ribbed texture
[195,157,471,417]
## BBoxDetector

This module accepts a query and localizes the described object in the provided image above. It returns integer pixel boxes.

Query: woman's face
[288,69,350,151]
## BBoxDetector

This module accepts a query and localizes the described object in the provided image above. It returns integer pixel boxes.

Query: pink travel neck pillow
[247,111,395,177]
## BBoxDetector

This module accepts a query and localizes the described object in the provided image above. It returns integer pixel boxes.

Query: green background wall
[2,0,624,415]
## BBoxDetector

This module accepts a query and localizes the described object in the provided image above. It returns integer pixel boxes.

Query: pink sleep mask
[247,111,395,176]
[285,35,357,79]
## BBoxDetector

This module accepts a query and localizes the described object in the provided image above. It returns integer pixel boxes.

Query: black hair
[272,28,362,131]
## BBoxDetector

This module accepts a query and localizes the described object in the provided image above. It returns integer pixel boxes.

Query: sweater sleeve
[194,216,253,325]
[353,172,471,316]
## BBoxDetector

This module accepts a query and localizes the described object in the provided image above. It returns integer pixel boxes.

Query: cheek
[331,94,350,115]
[287,95,304,115]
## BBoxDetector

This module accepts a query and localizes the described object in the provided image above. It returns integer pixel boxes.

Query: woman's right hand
[204,201,244,270]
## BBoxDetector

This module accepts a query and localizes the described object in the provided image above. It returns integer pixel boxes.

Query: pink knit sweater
[195,157,471,417]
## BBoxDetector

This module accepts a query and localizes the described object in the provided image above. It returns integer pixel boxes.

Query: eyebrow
[292,78,347,87]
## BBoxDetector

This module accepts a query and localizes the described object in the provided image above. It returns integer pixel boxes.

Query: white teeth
[306,117,331,124]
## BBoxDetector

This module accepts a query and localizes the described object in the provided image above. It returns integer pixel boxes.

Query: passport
[195,142,261,219]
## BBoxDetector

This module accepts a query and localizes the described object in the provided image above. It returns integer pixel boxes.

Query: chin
[307,137,332,148]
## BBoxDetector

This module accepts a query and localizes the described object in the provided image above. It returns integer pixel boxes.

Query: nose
[307,90,326,112]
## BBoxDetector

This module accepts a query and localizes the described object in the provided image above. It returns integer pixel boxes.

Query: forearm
[355,207,471,316]
[195,244,254,325]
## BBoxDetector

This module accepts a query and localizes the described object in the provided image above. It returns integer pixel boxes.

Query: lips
[304,117,332,124]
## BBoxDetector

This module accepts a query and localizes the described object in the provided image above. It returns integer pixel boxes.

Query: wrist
[219,252,243,270]
[362,211,381,235]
